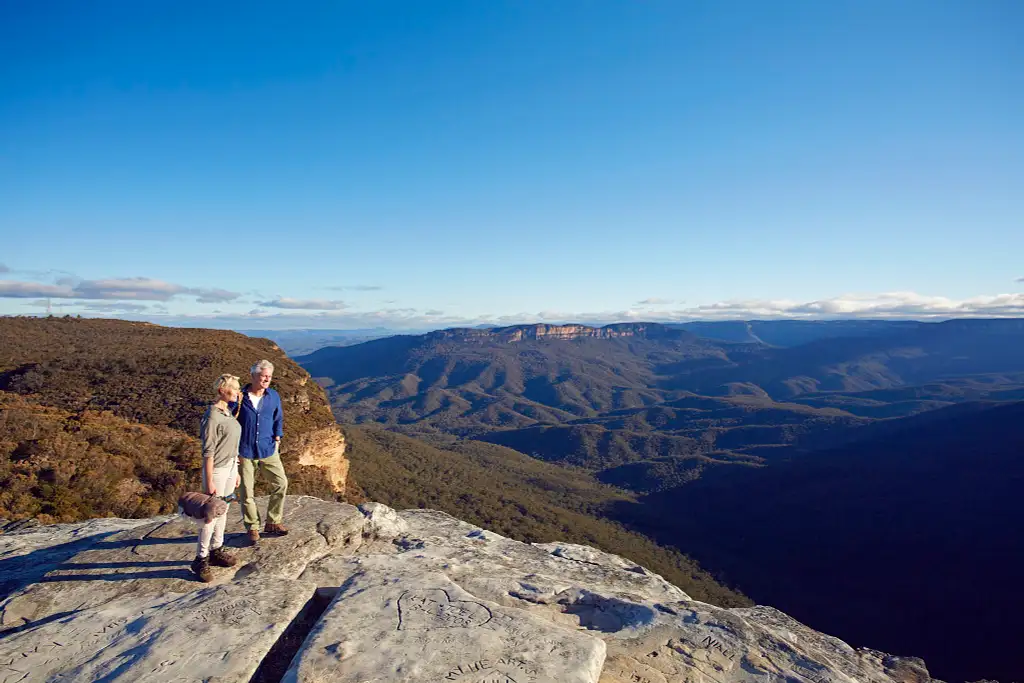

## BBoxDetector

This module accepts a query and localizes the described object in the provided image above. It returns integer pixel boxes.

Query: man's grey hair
[251,359,275,376]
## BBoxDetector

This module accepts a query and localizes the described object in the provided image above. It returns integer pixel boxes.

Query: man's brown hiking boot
[264,522,289,536]
[209,547,237,568]
[191,555,214,583]
[246,528,260,545]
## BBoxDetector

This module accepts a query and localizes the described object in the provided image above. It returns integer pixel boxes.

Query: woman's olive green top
[200,404,241,469]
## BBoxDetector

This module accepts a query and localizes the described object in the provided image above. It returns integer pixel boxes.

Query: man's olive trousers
[238,452,288,528]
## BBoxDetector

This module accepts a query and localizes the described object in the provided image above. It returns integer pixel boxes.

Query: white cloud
[418,292,1024,328]
[77,302,152,313]
[1016,276,1024,283]
[324,285,383,292]
[73,277,185,301]
[10,284,1024,332]
[257,298,348,310]
[75,277,242,303]
[0,281,75,298]
[193,288,240,304]
[125,306,475,331]
[0,276,241,303]
[649,291,1024,321]
[637,298,680,305]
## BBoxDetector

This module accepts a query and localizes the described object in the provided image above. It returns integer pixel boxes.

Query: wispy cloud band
[324,285,383,292]
[0,277,240,303]
[257,297,348,310]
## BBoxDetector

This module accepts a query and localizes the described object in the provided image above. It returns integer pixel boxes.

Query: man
[232,359,289,544]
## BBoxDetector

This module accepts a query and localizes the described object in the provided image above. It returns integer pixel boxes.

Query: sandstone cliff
[293,426,350,493]
[428,323,695,344]
[0,496,935,683]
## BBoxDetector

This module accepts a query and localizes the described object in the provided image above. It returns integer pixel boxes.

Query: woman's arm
[200,413,215,460]
[200,412,218,495]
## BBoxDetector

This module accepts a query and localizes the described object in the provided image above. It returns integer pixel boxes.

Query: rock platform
[0,497,934,683]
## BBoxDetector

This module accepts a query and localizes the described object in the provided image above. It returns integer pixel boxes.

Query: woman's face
[219,385,239,403]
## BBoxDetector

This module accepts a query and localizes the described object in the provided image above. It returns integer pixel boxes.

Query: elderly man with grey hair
[231,359,289,544]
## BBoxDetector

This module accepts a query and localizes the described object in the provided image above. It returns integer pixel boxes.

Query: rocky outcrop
[293,427,349,494]
[0,497,936,682]
[429,323,694,344]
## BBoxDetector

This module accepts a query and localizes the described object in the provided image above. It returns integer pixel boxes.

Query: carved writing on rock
[188,597,264,626]
[396,589,492,631]
[698,635,736,661]
[0,615,137,683]
[443,655,540,683]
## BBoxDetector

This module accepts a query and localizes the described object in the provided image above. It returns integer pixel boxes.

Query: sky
[2,1,1023,330]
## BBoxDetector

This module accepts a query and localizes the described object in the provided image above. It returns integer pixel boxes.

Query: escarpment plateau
[427,323,701,344]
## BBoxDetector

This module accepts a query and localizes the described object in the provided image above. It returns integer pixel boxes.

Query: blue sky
[2,1,1022,329]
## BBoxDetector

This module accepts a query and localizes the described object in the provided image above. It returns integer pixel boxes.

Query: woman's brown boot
[209,547,237,567]
[191,555,214,583]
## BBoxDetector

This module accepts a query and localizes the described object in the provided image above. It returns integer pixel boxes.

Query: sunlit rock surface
[0,497,935,683]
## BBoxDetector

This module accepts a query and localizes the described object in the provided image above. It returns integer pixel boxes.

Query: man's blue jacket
[231,386,284,460]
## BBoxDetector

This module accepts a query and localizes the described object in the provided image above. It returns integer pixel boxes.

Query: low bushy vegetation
[0,392,197,522]
[0,316,336,438]
[0,317,339,522]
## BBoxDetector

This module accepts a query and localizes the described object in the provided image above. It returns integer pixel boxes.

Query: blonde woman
[192,373,242,582]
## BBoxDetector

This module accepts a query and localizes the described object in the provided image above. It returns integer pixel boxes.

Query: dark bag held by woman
[178,491,227,523]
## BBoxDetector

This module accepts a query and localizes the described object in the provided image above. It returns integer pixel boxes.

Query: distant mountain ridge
[278,320,932,358]
[248,319,1016,358]
[298,319,1024,468]
[428,322,698,343]
[675,319,925,346]
[671,317,1024,400]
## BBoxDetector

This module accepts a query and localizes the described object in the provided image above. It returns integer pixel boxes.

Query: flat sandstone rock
[0,581,312,683]
[283,572,605,683]
[0,497,938,683]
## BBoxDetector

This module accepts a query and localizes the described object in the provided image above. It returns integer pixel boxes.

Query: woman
[192,373,242,582]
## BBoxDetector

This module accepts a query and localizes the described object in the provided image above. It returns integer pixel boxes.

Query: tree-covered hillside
[0,316,341,522]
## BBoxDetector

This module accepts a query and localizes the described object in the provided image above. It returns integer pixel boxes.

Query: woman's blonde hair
[214,373,240,395]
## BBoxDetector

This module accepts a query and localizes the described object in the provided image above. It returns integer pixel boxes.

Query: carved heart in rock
[397,589,492,630]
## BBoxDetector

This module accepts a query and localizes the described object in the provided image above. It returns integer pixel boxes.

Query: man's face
[253,370,273,390]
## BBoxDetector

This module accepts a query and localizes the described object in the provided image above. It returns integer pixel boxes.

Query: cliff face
[428,323,693,344]
[0,496,936,683]
[279,372,349,495]
[293,426,349,493]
